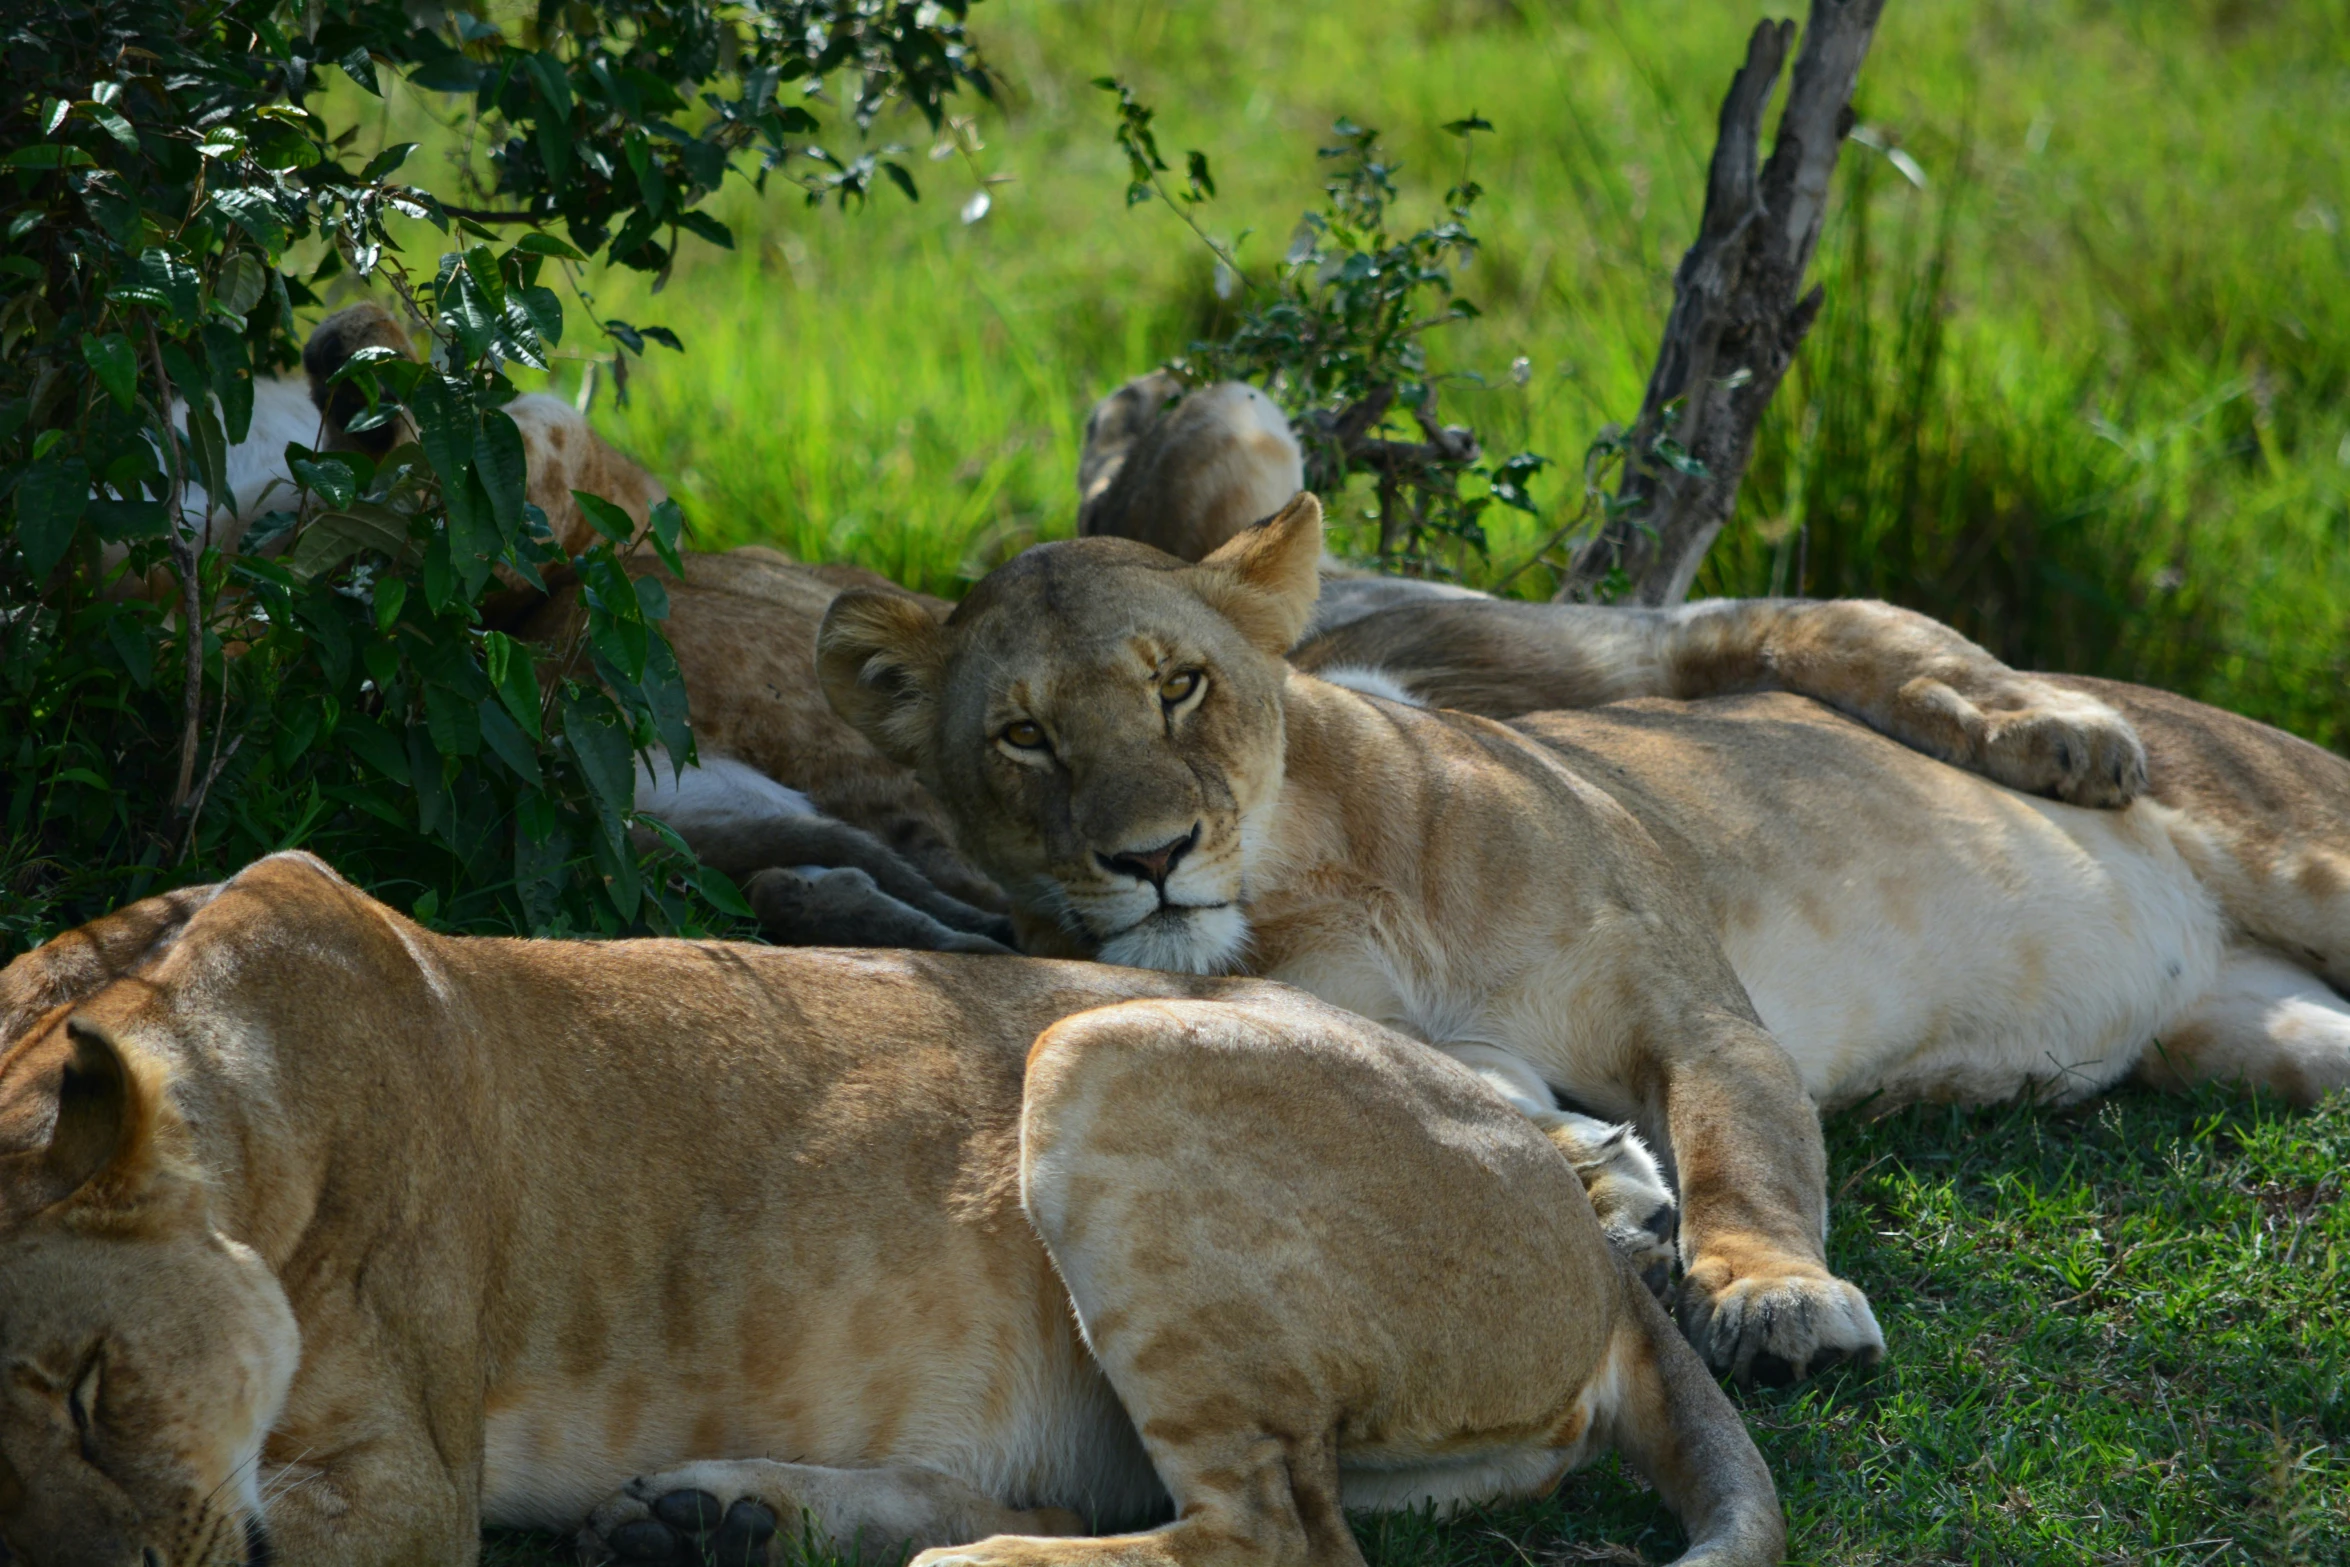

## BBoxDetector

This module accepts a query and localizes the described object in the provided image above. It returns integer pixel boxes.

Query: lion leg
[1654,598,2148,807]
[579,1459,1082,1565]
[1644,1015,1884,1386]
[746,865,1014,955]
[2136,945,2350,1106]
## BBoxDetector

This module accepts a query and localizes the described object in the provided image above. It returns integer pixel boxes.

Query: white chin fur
[1098,904,1251,975]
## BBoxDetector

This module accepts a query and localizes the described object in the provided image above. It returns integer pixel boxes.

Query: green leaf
[373,575,407,634]
[211,189,289,256]
[88,498,167,541]
[340,718,411,786]
[201,323,254,443]
[441,265,498,361]
[215,252,267,319]
[675,210,734,248]
[80,332,137,411]
[484,631,544,741]
[423,683,481,758]
[571,490,636,545]
[640,632,692,766]
[340,45,381,95]
[284,504,414,581]
[86,102,140,151]
[561,695,637,840]
[407,375,475,492]
[133,250,202,325]
[512,232,584,261]
[477,698,541,785]
[514,284,563,350]
[290,455,359,510]
[184,401,230,516]
[882,162,920,203]
[14,457,90,578]
[695,864,755,918]
[3,145,96,169]
[648,497,685,575]
[474,408,528,536]
[362,141,418,181]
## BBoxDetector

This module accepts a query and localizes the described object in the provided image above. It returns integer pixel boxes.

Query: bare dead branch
[1559,0,1886,606]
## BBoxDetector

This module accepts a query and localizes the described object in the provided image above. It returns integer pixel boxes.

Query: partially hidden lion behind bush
[0,852,1779,1567]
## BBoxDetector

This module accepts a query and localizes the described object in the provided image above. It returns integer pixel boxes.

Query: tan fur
[509,547,1002,913]
[818,496,2350,1388]
[0,855,1777,1567]
[1079,375,1304,564]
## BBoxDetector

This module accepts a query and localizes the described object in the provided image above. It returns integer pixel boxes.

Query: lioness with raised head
[0,853,1778,1567]
[815,496,2350,1387]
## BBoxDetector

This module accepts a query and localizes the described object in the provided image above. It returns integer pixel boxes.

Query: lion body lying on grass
[815,496,2350,1390]
[0,853,1778,1567]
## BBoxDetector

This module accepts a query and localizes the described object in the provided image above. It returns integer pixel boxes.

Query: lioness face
[0,1022,298,1567]
[821,494,1327,974]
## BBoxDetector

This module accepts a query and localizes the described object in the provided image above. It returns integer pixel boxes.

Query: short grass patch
[484,1086,2347,1567]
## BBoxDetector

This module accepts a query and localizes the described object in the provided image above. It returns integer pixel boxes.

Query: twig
[146,322,204,813]
[176,734,243,864]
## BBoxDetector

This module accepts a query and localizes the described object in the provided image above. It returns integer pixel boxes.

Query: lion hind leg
[579,1458,1081,1566]
[2139,945,2350,1106]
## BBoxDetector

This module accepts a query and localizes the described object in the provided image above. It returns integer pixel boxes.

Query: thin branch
[146,322,204,813]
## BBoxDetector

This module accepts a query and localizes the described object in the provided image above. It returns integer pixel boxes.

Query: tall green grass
[516,0,2350,740]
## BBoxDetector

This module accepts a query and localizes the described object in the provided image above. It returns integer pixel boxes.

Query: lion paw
[1538,1112,1678,1298]
[1677,1257,1884,1387]
[1907,677,2148,807]
[580,1466,781,1567]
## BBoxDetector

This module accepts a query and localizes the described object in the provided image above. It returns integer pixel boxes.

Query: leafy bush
[1099,81,1548,575]
[0,0,988,950]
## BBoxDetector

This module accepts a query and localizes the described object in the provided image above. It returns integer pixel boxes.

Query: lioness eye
[1002,720,1046,749]
[1159,670,1202,705]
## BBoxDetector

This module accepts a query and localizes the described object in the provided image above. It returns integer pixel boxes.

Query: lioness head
[819,492,1325,973]
[0,1017,296,1566]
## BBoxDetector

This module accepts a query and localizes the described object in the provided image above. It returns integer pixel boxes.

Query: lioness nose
[1101,826,1200,889]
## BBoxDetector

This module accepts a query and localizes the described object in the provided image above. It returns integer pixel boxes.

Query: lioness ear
[1193,490,1324,654]
[817,591,950,771]
[0,1019,175,1225]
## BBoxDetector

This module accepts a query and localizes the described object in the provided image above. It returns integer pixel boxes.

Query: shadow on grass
[486,1087,2346,1567]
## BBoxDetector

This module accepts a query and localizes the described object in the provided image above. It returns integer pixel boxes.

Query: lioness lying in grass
[814,495,2350,1390]
[0,852,1777,1567]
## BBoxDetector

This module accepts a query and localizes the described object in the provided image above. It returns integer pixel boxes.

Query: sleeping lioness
[814,495,2350,1388]
[0,852,1779,1567]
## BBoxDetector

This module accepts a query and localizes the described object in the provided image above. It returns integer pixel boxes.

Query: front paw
[1913,678,2148,807]
[1677,1256,1884,1387]
[580,1470,780,1567]
[1537,1113,1678,1298]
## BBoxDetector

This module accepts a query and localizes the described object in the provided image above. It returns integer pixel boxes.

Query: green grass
[481,1086,2348,1566]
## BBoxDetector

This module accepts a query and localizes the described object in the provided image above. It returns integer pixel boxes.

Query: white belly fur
[1728,792,2223,1111]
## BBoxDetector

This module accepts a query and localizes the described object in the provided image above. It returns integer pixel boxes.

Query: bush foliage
[0,0,988,948]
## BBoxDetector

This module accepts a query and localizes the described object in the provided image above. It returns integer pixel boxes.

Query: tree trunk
[1560,0,1887,606]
